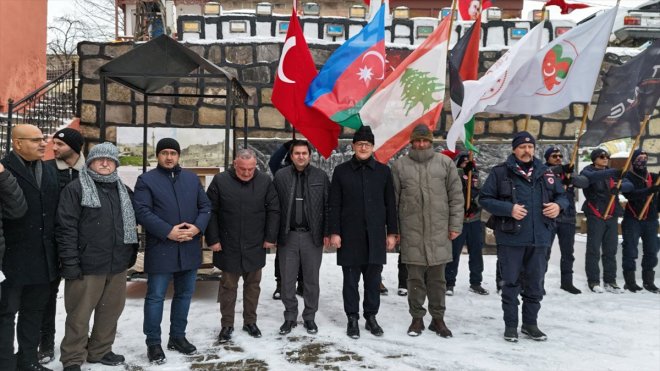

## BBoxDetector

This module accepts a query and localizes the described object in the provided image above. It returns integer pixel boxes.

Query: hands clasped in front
[167,222,200,243]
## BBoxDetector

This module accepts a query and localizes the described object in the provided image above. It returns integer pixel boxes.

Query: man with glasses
[620,149,660,293]
[580,149,625,293]
[543,147,588,294]
[0,125,60,371]
[328,125,398,339]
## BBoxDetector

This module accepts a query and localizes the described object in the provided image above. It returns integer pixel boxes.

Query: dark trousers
[622,217,659,273]
[548,222,577,283]
[274,248,303,285]
[397,254,408,289]
[445,220,484,286]
[0,281,52,369]
[39,277,60,348]
[280,231,323,321]
[342,264,382,319]
[585,216,618,284]
[218,270,262,327]
[498,245,547,328]
[407,264,446,319]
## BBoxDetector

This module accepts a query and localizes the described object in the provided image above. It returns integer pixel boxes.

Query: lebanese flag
[272,10,340,158]
[305,5,385,129]
[545,0,591,14]
[446,21,546,151]
[359,16,451,163]
[485,6,617,115]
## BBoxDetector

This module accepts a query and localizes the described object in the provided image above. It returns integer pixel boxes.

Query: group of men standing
[0,122,658,370]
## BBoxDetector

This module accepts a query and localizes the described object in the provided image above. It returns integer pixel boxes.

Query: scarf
[79,166,138,244]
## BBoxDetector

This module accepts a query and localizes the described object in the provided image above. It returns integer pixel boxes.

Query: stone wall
[77,40,660,172]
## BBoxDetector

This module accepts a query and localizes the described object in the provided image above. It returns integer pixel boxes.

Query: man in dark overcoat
[328,125,398,339]
[206,149,279,343]
[0,124,60,371]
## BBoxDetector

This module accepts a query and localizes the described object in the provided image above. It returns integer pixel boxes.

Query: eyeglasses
[354,142,373,148]
[17,136,48,143]
[551,154,563,159]
[598,155,610,160]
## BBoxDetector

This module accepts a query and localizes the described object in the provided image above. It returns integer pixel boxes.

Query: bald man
[0,125,60,371]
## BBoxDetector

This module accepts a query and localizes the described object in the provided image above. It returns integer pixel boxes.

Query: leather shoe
[347,317,360,339]
[303,320,318,334]
[365,316,384,336]
[167,336,197,355]
[147,344,166,364]
[217,326,234,343]
[88,351,125,366]
[17,362,52,371]
[279,320,297,335]
[243,323,262,338]
[407,318,425,337]
[428,318,453,338]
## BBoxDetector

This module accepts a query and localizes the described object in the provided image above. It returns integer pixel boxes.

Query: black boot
[346,315,360,339]
[365,316,384,336]
[643,271,659,294]
[147,344,166,364]
[560,280,582,295]
[623,271,643,292]
[167,337,197,355]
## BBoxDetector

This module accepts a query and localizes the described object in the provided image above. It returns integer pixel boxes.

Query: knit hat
[409,124,434,142]
[512,131,536,149]
[156,138,180,155]
[544,146,561,161]
[590,148,609,162]
[631,149,647,162]
[353,125,375,145]
[86,142,120,166]
[53,128,84,154]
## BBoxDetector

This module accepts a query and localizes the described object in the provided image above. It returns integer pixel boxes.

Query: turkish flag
[545,0,590,14]
[272,10,340,158]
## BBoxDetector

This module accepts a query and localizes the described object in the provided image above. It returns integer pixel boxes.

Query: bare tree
[73,0,125,40]
[48,15,86,69]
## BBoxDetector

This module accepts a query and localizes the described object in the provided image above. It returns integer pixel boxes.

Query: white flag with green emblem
[359,15,451,163]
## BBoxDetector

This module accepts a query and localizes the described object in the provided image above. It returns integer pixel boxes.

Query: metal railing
[2,62,77,155]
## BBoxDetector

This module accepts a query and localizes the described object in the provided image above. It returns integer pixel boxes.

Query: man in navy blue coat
[133,138,211,365]
[480,132,569,343]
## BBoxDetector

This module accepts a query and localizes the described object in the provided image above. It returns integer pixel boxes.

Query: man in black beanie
[328,125,398,339]
[39,128,86,364]
[480,131,569,342]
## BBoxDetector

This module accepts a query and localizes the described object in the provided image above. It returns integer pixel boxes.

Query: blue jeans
[144,269,197,345]
[621,217,659,273]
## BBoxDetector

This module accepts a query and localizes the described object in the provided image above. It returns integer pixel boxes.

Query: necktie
[295,172,303,226]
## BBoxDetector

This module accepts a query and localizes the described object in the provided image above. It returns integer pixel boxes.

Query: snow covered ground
[40,233,659,370]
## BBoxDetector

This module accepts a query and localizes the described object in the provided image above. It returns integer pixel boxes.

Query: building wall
[0,0,47,112]
[76,39,660,172]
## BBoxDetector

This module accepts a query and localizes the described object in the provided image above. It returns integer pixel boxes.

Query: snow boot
[407,318,424,337]
[428,318,452,338]
[643,271,659,294]
[560,280,582,294]
[521,324,547,341]
[623,271,642,292]
[604,281,624,294]
[503,327,518,342]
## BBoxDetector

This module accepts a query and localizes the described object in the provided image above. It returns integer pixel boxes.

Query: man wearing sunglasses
[620,149,659,293]
[544,147,589,294]
[580,148,626,294]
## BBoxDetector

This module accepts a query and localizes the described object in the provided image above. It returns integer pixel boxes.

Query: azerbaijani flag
[305,5,385,129]
[360,15,451,163]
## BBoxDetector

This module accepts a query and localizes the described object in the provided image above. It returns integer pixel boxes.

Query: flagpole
[603,114,650,218]
[565,103,590,181]
[523,4,549,132]
[638,175,660,221]
[465,0,482,211]
[446,0,458,55]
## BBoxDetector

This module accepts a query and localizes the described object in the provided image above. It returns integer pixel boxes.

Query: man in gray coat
[273,140,330,335]
[391,124,464,338]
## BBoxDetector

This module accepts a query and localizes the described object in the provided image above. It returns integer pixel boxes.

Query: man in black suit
[0,124,60,371]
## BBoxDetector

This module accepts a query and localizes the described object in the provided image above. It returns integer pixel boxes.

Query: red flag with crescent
[272,10,340,158]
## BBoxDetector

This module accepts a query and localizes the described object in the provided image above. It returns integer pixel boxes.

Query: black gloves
[649,185,660,194]
[562,164,574,174]
[61,263,82,280]
[463,161,475,174]
[609,187,620,196]
[562,176,572,186]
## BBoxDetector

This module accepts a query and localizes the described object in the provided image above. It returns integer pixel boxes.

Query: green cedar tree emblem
[400,68,443,115]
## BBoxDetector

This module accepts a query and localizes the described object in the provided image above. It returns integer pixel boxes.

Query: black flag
[581,39,660,146]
